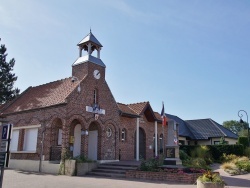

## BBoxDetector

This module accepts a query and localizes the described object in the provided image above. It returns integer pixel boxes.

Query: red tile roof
[117,103,138,117]
[1,77,81,114]
[127,102,149,115]
[154,112,162,121]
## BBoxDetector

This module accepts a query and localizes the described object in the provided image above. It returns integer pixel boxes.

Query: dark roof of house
[0,77,81,115]
[165,114,238,140]
[185,118,238,140]
[165,113,195,139]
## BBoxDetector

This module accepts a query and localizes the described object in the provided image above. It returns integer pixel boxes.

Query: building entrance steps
[86,160,141,178]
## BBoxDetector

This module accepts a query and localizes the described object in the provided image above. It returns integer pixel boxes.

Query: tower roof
[78,31,103,47]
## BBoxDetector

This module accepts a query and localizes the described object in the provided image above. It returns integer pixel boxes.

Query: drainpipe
[136,118,139,161]
[155,121,158,157]
[39,126,46,173]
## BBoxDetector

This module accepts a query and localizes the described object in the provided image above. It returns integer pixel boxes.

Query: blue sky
[1,0,250,124]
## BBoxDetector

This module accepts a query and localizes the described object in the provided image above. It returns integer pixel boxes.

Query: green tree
[0,38,20,104]
[223,120,248,136]
[219,136,227,145]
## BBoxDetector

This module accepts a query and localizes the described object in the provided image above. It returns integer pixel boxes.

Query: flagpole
[161,101,165,157]
[163,122,165,156]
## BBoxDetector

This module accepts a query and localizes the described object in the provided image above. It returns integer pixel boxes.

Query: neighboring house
[165,114,238,145]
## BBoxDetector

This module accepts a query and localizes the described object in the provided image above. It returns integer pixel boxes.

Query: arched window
[121,128,126,141]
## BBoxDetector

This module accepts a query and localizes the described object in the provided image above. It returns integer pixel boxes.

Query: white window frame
[10,129,19,152]
[121,128,126,141]
[23,128,38,152]
[11,124,41,153]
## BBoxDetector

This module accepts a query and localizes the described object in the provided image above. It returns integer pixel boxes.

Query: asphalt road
[2,165,250,188]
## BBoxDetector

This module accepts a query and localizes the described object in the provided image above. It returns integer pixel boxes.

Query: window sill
[10,151,37,154]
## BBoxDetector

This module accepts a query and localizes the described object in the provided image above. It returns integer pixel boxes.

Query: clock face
[93,70,101,79]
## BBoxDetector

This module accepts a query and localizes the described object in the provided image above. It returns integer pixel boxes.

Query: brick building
[0,31,167,172]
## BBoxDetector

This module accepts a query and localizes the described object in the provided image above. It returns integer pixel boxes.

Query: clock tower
[72,30,106,80]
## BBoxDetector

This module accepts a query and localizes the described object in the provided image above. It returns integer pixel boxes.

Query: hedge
[238,137,249,149]
[180,145,244,160]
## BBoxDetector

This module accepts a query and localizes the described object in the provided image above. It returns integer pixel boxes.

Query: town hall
[0,31,168,173]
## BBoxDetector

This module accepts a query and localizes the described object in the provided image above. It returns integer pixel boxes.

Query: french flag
[161,102,167,126]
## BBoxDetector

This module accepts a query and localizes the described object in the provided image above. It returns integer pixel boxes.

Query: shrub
[179,150,190,161]
[209,145,244,161]
[180,145,244,163]
[221,155,250,175]
[189,146,213,165]
[238,137,249,148]
[220,153,238,163]
[73,155,95,163]
[139,156,163,171]
[236,160,250,172]
[184,158,210,170]
[198,171,225,185]
[244,147,250,158]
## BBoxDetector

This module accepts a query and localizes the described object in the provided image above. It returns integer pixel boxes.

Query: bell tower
[72,30,106,80]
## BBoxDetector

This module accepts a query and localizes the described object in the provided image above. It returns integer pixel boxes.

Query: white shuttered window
[10,129,19,151]
[23,128,38,151]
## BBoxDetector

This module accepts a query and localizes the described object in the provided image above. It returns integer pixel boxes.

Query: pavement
[1,164,250,188]
[211,163,250,188]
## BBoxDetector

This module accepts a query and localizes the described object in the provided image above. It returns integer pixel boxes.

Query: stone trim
[12,124,41,130]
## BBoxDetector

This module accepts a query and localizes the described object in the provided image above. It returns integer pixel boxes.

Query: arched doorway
[73,124,81,157]
[88,122,99,160]
[134,127,146,159]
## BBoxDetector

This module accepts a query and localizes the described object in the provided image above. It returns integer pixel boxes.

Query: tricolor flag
[161,102,167,126]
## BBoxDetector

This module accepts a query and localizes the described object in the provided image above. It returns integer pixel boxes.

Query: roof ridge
[31,77,72,88]
[127,101,149,105]
[185,118,211,121]
[117,102,127,105]
[0,86,32,115]
[209,118,227,136]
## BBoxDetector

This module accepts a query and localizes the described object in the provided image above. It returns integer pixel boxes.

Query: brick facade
[0,32,168,164]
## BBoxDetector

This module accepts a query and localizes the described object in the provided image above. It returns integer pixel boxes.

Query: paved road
[212,163,250,188]
[2,165,250,188]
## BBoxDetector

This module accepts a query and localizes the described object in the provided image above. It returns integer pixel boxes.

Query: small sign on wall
[1,125,9,140]
[0,141,7,153]
[69,136,75,144]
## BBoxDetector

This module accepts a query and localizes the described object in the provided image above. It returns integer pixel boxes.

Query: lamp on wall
[81,129,88,136]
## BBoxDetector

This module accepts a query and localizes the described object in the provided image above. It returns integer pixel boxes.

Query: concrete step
[87,171,126,178]
[98,165,137,170]
[92,168,126,174]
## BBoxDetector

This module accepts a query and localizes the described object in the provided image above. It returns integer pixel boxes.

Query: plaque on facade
[166,148,175,158]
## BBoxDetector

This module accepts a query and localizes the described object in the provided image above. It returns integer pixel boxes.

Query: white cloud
[0,0,62,32]
[101,0,160,24]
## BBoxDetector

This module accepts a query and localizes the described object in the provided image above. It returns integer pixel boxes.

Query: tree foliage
[223,120,248,136]
[0,39,20,104]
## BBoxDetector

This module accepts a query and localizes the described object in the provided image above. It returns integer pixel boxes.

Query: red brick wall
[4,61,168,162]
[126,170,202,184]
